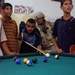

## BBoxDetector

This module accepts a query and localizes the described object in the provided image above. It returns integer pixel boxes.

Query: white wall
[5,0,75,17]
[5,0,75,23]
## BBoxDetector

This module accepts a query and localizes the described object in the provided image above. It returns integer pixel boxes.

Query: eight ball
[32,58,37,63]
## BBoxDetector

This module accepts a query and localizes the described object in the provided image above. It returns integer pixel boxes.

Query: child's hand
[8,52,18,55]
[56,48,63,53]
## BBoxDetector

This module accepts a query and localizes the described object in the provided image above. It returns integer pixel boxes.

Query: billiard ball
[15,59,21,64]
[55,54,59,59]
[45,53,50,58]
[27,60,32,66]
[42,56,47,62]
[13,56,18,61]
[32,58,37,63]
[23,58,28,64]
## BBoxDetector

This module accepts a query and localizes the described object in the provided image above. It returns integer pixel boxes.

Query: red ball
[13,56,18,61]
[55,55,59,59]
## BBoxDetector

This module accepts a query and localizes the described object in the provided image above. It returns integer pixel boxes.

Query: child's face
[26,22,35,34]
[2,6,12,17]
[60,0,73,14]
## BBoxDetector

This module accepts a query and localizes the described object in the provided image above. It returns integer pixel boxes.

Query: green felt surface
[0,53,75,75]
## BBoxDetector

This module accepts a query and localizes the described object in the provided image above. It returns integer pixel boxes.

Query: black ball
[32,58,37,63]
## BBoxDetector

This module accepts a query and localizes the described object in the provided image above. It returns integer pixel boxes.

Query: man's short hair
[60,0,72,6]
[26,18,36,24]
[1,3,12,9]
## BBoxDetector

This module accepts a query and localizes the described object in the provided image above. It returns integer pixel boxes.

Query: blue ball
[42,56,47,62]
[15,59,21,64]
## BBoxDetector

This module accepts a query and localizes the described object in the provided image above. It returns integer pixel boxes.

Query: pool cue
[20,32,46,55]
[22,40,46,55]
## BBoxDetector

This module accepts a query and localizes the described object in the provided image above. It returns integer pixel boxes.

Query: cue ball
[55,55,59,59]
[32,58,37,63]
[45,53,50,57]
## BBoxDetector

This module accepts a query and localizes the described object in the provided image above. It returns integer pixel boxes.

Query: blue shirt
[52,17,75,53]
[20,28,42,53]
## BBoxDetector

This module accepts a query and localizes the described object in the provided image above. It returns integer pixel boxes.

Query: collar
[2,17,13,23]
[61,16,74,21]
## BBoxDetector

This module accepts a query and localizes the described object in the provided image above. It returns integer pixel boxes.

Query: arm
[1,41,16,55]
[52,37,63,53]
[1,24,17,55]
[52,38,59,50]
[37,45,42,50]
[52,19,63,53]
[37,45,45,54]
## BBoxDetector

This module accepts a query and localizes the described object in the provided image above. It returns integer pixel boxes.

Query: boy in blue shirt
[52,0,75,53]
[20,18,42,53]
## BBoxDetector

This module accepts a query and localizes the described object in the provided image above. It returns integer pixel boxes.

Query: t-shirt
[0,18,7,56]
[20,28,41,53]
[2,17,19,53]
[52,17,75,53]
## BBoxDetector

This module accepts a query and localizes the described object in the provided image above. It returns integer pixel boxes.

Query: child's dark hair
[1,3,12,9]
[26,18,36,24]
[60,0,72,6]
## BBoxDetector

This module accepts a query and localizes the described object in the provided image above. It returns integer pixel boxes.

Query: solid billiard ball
[32,58,37,63]
[13,56,18,61]
[42,56,47,62]
[55,55,59,59]
[15,59,21,64]
[23,58,28,64]
[27,60,32,66]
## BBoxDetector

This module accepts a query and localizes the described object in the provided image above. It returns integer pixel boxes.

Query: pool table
[0,52,75,75]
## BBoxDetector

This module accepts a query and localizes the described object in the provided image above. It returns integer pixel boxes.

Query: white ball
[55,55,57,58]
[45,53,50,57]
[55,55,59,59]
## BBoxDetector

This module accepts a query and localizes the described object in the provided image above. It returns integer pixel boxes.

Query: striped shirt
[2,17,19,54]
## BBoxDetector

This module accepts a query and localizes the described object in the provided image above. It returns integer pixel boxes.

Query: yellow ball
[23,58,28,64]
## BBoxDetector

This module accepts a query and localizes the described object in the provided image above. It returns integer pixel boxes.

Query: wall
[5,0,75,25]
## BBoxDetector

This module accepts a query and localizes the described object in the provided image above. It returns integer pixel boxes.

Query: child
[52,0,75,53]
[20,18,42,53]
[1,3,19,55]
[0,18,16,56]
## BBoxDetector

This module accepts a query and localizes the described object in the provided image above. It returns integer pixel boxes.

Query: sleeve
[52,19,59,38]
[1,25,7,42]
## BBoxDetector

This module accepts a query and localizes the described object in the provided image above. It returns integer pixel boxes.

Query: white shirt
[0,17,7,56]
